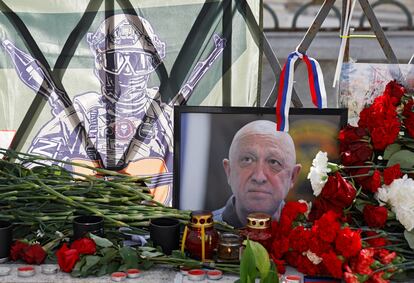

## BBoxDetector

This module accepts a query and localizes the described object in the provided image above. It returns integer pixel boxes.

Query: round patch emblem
[114,119,135,140]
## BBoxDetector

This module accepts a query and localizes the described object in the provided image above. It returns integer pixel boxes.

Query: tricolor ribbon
[276,51,327,132]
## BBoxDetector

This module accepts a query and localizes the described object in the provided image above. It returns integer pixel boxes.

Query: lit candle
[217,233,242,261]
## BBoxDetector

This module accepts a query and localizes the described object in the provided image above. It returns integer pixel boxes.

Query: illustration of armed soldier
[3,14,226,204]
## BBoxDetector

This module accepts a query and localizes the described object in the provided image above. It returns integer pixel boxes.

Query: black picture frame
[173,106,348,211]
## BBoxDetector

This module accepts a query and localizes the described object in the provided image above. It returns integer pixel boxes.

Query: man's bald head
[222,119,301,226]
[228,120,297,166]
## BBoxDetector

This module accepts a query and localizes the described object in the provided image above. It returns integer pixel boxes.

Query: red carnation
[335,227,362,258]
[10,240,30,261]
[383,80,405,106]
[358,94,400,151]
[70,238,96,255]
[289,226,311,253]
[322,251,343,279]
[350,248,375,275]
[375,249,397,265]
[344,271,360,283]
[270,258,286,274]
[383,164,402,185]
[56,243,80,273]
[364,231,389,248]
[363,205,388,228]
[367,271,390,283]
[270,237,289,259]
[370,123,400,151]
[21,244,47,264]
[403,99,414,138]
[404,115,414,139]
[403,98,414,117]
[312,210,341,243]
[309,233,332,255]
[278,201,308,234]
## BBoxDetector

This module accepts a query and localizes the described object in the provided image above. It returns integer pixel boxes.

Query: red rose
[383,80,405,106]
[322,251,343,279]
[335,227,362,258]
[56,243,80,273]
[363,205,388,228]
[352,168,382,193]
[10,240,30,261]
[383,164,402,186]
[339,126,373,166]
[70,238,96,255]
[21,244,47,264]
[319,172,356,212]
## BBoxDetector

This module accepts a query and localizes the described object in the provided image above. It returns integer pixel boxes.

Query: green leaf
[96,265,107,277]
[262,262,279,283]
[383,144,401,160]
[90,233,113,248]
[387,150,414,169]
[170,250,186,259]
[119,246,139,269]
[404,230,414,250]
[71,255,87,277]
[138,260,154,270]
[99,248,118,265]
[107,262,120,274]
[249,241,270,281]
[138,246,164,258]
[240,240,257,283]
[81,255,101,274]
[140,250,164,258]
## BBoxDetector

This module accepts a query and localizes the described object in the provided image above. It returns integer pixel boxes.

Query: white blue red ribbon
[276,51,327,132]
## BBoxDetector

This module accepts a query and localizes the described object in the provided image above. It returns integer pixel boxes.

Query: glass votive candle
[217,233,242,261]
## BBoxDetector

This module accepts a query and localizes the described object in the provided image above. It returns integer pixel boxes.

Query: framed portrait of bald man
[173,106,347,226]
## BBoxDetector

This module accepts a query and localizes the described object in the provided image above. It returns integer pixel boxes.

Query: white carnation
[375,175,414,231]
[307,151,331,196]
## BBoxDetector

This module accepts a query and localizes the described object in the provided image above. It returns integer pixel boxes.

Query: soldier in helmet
[6,14,174,204]
[3,14,225,205]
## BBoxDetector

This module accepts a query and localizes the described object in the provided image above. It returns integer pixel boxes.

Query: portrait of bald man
[213,120,302,228]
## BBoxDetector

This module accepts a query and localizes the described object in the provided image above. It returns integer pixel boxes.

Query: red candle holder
[181,211,218,261]
[240,212,272,251]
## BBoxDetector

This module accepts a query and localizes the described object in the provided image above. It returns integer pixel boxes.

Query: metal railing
[264,0,413,31]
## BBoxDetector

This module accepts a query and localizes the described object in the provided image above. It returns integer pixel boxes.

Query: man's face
[224,132,300,217]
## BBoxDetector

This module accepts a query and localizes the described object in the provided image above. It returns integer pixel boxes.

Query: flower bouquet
[270,80,414,282]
